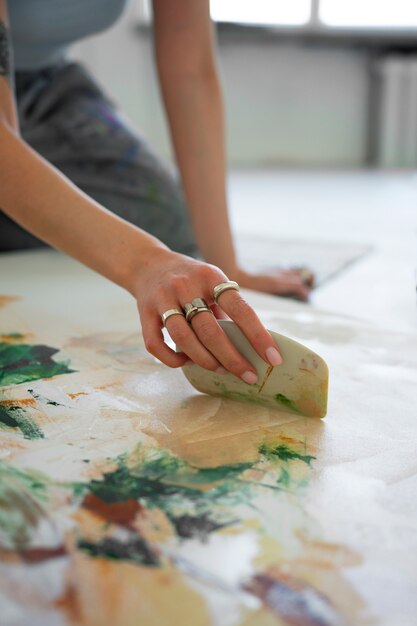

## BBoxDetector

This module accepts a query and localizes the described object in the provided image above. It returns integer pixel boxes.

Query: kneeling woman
[0,0,311,379]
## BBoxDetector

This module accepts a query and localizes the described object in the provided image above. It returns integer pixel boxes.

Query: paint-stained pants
[0,62,198,256]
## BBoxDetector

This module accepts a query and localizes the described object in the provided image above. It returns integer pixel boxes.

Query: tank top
[9,0,128,70]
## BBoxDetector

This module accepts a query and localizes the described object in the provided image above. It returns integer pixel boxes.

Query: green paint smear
[0,404,44,440]
[212,382,302,414]
[276,465,292,488]
[274,393,301,414]
[259,442,315,466]
[0,342,75,387]
[74,449,252,511]
[0,437,315,567]
[2,332,25,340]
[0,461,50,549]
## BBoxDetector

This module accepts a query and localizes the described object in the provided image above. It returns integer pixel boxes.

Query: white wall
[72,3,369,167]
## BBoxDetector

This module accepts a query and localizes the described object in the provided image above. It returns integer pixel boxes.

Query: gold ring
[213,281,240,303]
[183,298,211,323]
[161,309,185,327]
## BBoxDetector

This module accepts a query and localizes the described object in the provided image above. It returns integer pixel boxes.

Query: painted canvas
[1,252,417,626]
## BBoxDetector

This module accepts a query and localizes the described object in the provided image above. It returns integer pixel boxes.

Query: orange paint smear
[0,545,66,564]
[257,365,274,395]
[82,493,143,529]
[299,368,315,376]
[0,398,36,408]
[0,333,31,343]
[0,295,19,309]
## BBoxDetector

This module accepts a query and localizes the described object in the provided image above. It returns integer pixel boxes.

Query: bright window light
[320,0,417,28]
[210,0,311,26]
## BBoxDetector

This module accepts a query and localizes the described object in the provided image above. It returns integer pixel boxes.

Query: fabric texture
[9,0,128,70]
[0,62,198,257]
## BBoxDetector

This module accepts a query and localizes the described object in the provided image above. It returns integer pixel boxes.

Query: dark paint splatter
[78,536,160,567]
[244,573,340,626]
[0,342,75,387]
[28,388,63,407]
[0,404,44,439]
[169,513,230,541]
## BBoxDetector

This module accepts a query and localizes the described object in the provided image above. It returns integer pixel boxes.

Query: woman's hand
[133,249,284,384]
[230,267,314,302]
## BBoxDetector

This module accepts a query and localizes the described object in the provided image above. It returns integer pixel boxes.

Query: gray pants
[0,62,197,256]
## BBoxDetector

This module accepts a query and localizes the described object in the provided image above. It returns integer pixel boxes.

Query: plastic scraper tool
[181,320,329,418]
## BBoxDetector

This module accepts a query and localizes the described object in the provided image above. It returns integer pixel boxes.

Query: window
[210,0,417,30]
[320,0,417,28]
[210,0,311,27]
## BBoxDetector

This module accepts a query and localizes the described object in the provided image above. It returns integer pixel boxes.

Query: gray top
[9,0,128,70]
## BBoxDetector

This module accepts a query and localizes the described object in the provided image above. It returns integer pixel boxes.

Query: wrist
[224,265,249,283]
[122,237,172,297]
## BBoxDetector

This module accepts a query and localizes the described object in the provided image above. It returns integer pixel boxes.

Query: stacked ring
[161,309,185,327]
[213,280,240,303]
[184,298,212,323]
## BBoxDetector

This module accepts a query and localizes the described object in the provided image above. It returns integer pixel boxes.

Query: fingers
[242,268,312,300]
[296,267,315,289]
[141,300,259,383]
[164,313,225,374]
[135,254,288,381]
[189,309,259,383]
[141,313,189,368]
[216,289,283,366]
[210,302,229,320]
[271,270,311,301]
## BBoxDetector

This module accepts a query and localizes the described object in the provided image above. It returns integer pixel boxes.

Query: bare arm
[153,0,235,273]
[0,0,283,378]
[153,0,310,300]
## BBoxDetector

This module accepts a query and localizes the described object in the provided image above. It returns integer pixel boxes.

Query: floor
[228,169,417,334]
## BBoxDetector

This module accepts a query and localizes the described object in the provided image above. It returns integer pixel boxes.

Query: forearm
[0,124,168,294]
[156,54,238,275]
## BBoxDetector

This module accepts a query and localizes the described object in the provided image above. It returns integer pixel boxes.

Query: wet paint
[244,573,343,626]
[0,435,351,624]
[79,536,160,567]
[74,449,252,507]
[28,388,63,407]
[0,403,44,439]
[0,544,67,564]
[259,442,315,466]
[274,393,301,414]
[0,341,75,386]
[211,380,304,415]
[0,332,25,342]
[0,439,314,552]
[82,493,143,529]
[169,513,229,541]
[0,461,50,549]
[0,295,19,309]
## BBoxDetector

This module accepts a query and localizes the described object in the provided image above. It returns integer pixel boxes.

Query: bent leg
[2,62,197,256]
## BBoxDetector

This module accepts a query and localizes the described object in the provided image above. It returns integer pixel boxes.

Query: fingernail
[266,346,283,366]
[216,366,228,375]
[241,370,258,385]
